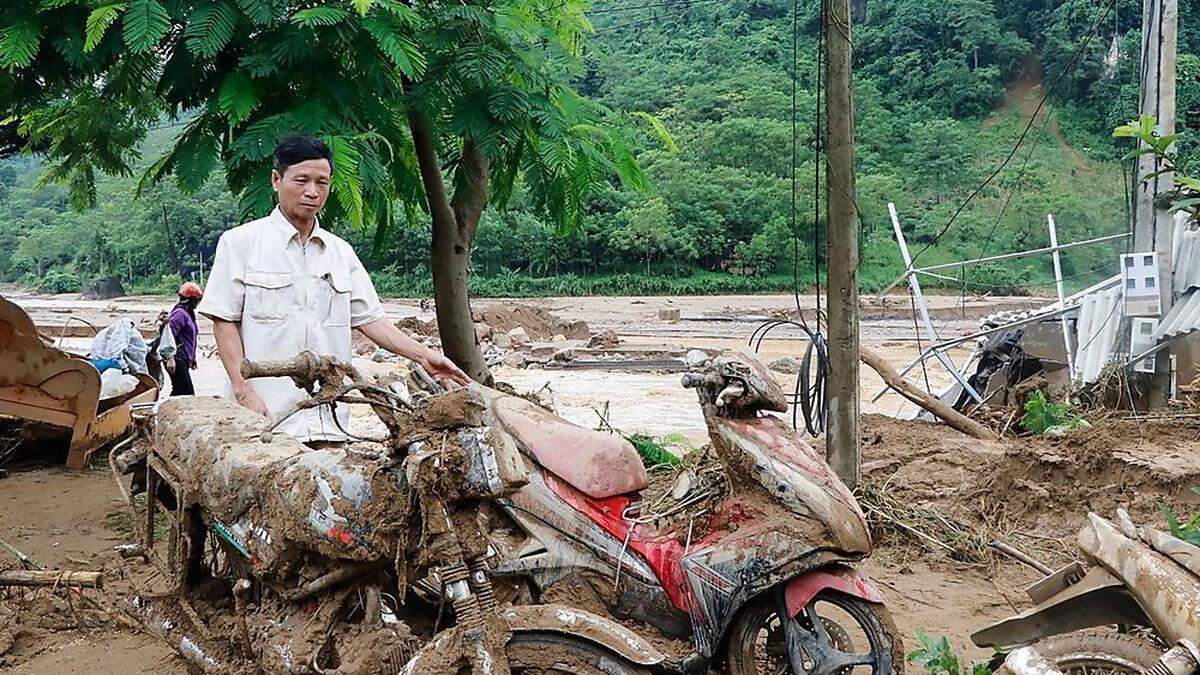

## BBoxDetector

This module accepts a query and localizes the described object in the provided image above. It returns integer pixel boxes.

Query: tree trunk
[408,112,493,385]
[859,345,995,440]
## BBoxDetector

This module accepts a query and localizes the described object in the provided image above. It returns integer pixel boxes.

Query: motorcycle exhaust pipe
[1147,641,1200,675]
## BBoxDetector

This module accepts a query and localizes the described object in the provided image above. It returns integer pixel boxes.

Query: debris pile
[856,413,1200,567]
[0,295,158,469]
[635,446,731,541]
[356,301,723,373]
[475,302,590,341]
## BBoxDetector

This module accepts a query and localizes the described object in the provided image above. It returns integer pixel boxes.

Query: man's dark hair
[273,135,333,174]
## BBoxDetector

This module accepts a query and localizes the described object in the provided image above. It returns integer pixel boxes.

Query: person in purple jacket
[167,282,203,396]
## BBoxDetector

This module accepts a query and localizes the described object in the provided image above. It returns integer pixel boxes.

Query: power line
[974,98,1056,264]
[906,0,1119,267]
[925,255,1121,293]
[751,0,828,437]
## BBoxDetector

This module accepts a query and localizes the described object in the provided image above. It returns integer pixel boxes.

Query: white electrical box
[1122,253,1162,316]
[1130,317,1159,373]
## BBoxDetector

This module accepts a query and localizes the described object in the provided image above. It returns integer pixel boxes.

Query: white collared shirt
[197,206,385,442]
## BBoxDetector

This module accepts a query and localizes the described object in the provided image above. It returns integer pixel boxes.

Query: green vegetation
[1020,390,1088,434]
[627,433,686,469]
[1114,115,1200,216]
[1,0,1198,297]
[907,631,993,675]
[1160,487,1200,546]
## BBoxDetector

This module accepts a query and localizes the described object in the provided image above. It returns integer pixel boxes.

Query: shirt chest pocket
[316,270,352,327]
[243,271,296,323]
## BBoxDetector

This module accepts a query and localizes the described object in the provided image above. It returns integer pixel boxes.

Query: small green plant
[908,632,993,675]
[1020,390,1088,435]
[1160,488,1200,546]
[627,434,684,469]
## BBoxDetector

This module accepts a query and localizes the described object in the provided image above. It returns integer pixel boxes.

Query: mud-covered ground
[4,290,1196,671]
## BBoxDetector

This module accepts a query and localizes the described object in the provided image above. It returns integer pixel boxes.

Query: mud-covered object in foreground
[975,509,1200,675]
[140,349,903,673]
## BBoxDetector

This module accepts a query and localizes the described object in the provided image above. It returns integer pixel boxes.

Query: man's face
[272,158,331,220]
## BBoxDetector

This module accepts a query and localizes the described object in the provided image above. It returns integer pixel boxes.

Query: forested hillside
[1,0,1198,296]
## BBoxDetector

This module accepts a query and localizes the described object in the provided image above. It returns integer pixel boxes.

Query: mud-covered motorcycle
[137,349,900,673]
[479,351,903,674]
[974,509,1200,675]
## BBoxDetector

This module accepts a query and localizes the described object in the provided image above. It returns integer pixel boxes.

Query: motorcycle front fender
[971,565,1147,649]
[783,564,886,617]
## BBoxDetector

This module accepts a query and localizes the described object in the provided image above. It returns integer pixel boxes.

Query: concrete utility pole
[823,0,860,486]
[1133,0,1178,404]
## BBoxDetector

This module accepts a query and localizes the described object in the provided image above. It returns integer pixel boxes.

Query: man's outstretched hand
[234,382,271,417]
[421,351,472,389]
[357,317,472,388]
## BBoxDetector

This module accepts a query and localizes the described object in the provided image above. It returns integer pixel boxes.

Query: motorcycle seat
[492,395,649,499]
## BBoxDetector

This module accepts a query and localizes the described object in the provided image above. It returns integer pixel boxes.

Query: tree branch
[859,344,995,440]
[407,109,456,227]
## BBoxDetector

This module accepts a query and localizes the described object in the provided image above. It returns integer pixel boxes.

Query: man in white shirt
[197,135,469,443]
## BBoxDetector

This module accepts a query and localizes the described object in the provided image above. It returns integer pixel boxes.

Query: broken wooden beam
[0,569,104,588]
[859,345,995,440]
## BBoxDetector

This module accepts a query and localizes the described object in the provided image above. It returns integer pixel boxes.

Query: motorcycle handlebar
[240,352,321,381]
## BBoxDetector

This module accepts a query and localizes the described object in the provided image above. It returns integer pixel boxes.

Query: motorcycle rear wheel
[725,591,904,675]
[1026,629,1163,674]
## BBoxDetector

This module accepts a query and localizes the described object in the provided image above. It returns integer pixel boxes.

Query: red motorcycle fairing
[783,564,887,617]
[543,473,692,608]
[677,520,847,655]
[544,473,865,657]
[711,416,873,556]
[532,388,881,659]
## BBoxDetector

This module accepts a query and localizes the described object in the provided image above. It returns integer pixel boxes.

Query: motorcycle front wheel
[725,591,904,674]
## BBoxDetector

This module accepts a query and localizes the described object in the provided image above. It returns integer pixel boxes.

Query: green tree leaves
[184,1,238,58]
[1115,115,1200,217]
[0,13,42,68]
[218,72,260,126]
[84,3,126,53]
[7,0,665,260]
[362,13,424,77]
[174,125,221,193]
[327,135,364,227]
[123,0,169,53]
[234,0,276,25]
[291,6,351,27]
